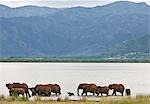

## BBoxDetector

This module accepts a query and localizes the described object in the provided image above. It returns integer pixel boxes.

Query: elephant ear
[109,84,114,89]
[6,84,9,87]
[108,85,111,89]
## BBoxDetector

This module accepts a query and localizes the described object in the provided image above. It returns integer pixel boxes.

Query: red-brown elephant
[30,84,61,96]
[96,86,109,96]
[48,84,61,95]
[10,88,25,97]
[6,82,31,97]
[35,84,51,96]
[77,83,97,96]
[108,84,125,96]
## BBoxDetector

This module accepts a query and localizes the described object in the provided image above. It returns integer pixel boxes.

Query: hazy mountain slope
[107,35,150,55]
[0,5,61,17]
[0,1,149,18]
[0,1,149,57]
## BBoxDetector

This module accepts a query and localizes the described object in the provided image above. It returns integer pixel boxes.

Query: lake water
[0,63,150,96]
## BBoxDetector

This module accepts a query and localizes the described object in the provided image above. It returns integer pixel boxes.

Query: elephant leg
[107,92,109,96]
[85,92,87,96]
[77,89,80,96]
[25,93,27,97]
[22,93,24,97]
[114,91,116,96]
[112,90,114,95]
[38,91,41,96]
[93,92,95,95]
[81,90,85,96]
[47,93,50,96]
[44,93,49,96]
[28,92,31,97]
[94,91,96,96]
[97,93,99,96]
[9,91,12,96]
[81,92,84,96]
[112,90,116,96]
[32,92,34,96]
[49,92,51,96]
[121,92,123,96]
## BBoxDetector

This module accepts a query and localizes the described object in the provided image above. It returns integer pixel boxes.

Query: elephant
[35,84,51,96]
[77,83,97,96]
[96,86,109,96]
[108,84,125,96]
[48,84,61,95]
[10,88,25,97]
[6,82,31,97]
[77,83,89,96]
[32,84,61,96]
[125,89,131,96]
[67,92,75,96]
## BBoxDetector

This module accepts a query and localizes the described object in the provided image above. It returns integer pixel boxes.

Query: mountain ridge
[0,1,149,58]
[0,1,150,18]
[0,1,149,9]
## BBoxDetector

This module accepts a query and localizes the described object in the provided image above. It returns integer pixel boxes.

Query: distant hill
[106,35,150,57]
[0,5,60,17]
[0,1,150,58]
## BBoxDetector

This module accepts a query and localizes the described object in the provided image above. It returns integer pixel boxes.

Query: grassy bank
[0,95,149,104]
[0,57,149,63]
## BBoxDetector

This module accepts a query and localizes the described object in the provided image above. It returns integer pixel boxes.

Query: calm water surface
[0,63,150,96]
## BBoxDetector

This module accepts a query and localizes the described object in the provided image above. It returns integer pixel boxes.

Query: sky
[0,0,150,8]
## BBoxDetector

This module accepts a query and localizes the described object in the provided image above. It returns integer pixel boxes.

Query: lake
[0,63,150,96]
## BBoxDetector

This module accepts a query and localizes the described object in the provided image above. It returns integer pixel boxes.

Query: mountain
[0,1,150,58]
[0,5,61,18]
[106,35,150,56]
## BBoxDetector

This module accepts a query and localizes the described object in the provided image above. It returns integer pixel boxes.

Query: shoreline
[0,95,149,104]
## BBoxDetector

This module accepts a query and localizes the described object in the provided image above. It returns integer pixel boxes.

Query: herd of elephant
[6,82,131,97]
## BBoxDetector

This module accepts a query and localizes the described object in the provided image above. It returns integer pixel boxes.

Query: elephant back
[96,86,109,93]
[109,84,125,92]
[85,84,97,92]
[6,82,29,92]
[48,84,61,94]
[35,84,51,96]
[78,83,89,89]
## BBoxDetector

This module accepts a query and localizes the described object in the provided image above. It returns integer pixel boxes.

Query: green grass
[0,57,149,63]
[0,95,149,104]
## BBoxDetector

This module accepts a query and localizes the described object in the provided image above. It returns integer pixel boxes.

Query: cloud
[0,0,150,8]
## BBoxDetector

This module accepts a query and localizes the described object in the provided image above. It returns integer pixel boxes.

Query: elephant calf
[125,89,131,96]
[35,85,51,96]
[96,86,109,96]
[10,88,25,97]
[67,92,75,96]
